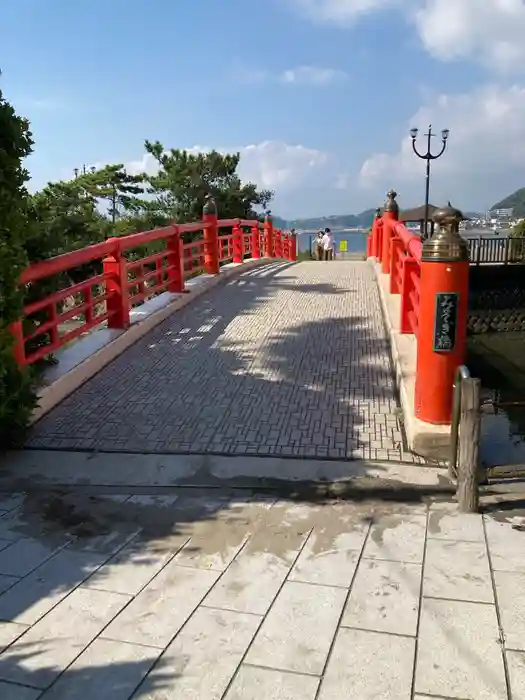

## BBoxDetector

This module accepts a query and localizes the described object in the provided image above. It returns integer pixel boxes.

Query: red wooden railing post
[376,219,384,263]
[264,212,274,257]
[289,232,297,261]
[202,195,219,275]
[381,190,399,274]
[103,239,130,329]
[389,237,404,294]
[251,223,261,259]
[282,233,289,260]
[166,226,185,292]
[275,228,283,258]
[371,209,382,258]
[400,258,419,333]
[233,220,244,263]
[414,204,470,424]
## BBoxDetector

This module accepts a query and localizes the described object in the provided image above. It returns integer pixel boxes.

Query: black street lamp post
[410,125,449,240]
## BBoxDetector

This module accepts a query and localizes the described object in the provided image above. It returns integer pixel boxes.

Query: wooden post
[457,377,481,513]
[232,220,243,263]
[103,240,130,329]
[166,227,184,293]
[202,195,219,274]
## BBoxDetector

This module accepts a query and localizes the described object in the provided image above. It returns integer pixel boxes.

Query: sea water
[297,230,367,255]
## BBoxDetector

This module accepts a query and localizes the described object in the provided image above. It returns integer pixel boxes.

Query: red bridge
[11,192,470,464]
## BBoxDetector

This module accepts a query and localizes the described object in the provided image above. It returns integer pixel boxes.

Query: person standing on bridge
[315,230,323,260]
[321,228,335,261]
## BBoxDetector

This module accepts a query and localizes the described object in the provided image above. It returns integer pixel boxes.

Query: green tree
[0,84,37,446]
[74,164,146,234]
[144,141,273,223]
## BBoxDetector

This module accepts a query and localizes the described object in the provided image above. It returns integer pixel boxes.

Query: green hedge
[0,86,37,447]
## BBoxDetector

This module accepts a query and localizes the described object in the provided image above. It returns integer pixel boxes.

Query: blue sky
[2,0,525,218]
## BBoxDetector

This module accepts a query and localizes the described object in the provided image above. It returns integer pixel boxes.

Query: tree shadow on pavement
[25,261,406,462]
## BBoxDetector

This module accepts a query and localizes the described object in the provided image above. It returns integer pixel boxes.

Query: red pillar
[202,195,219,274]
[414,204,470,424]
[104,239,130,329]
[370,211,381,258]
[264,213,274,257]
[166,226,185,292]
[289,232,297,261]
[381,190,399,274]
[275,228,283,258]
[232,220,244,263]
[251,224,261,259]
[389,237,404,294]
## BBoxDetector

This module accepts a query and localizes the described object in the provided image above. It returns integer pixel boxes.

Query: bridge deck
[27,261,419,463]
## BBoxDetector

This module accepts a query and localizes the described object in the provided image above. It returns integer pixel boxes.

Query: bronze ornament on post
[384,189,399,217]
[422,202,469,263]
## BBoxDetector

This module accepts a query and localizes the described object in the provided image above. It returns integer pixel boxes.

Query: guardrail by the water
[467,235,525,265]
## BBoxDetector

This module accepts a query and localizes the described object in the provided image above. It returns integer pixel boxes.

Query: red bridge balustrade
[368,192,470,426]
[11,200,297,368]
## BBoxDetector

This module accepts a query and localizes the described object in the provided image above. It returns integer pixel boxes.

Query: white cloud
[358,84,525,210]
[414,0,525,73]
[289,0,396,24]
[126,141,329,192]
[289,0,525,74]
[238,141,329,188]
[280,65,347,85]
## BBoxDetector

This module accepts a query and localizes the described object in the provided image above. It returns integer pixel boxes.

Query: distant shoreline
[297,228,366,234]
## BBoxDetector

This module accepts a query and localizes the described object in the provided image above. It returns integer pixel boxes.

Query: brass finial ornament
[265,210,272,222]
[422,201,469,262]
[384,190,399,214]
[203,194,217,215]
[375,207,381,218]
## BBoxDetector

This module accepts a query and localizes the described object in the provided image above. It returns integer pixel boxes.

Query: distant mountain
[274,208,376,231]
[490,188,525,218]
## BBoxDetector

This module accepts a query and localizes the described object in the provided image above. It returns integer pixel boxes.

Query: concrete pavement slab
[423,539,494,603]
[0,622,28,653]
[0,587,131,689]
[506,650,525,699]
[82,535,188,596]
[102,562,219,648]
[39,638,160,700]
[427,503,485,542]
[363,513,427,564]
[342,559,421,636]
[494,570,525,651]
[203,527,309,615]
[0,549,110,625]
[318,627,415,699]
[0,538,71,578]
[224,665,319,700]
[415,597,506,700]
[484,516,525,574]
[132,606,260,699]
[0,680,41,700]
[245,580,346,675]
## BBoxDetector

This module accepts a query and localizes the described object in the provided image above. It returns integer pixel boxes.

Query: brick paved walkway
[27,261,420,462]
[0,489,523,698]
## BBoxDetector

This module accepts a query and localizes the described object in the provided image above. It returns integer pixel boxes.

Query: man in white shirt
[321,228,335,260]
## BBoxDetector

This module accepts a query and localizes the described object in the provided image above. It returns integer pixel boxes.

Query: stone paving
[0,488,523,699]
[27,261,424,463]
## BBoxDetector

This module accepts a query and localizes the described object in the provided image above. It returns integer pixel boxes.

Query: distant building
[486,207,513,222]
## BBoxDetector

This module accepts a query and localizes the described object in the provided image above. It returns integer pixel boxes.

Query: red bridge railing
[367,198,471,427]
[12,205,296,367]
[369,214,422,338]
